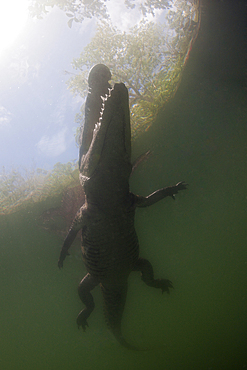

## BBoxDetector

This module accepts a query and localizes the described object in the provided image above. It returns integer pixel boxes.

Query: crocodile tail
[111,328,141,351]
[100,282,142,350]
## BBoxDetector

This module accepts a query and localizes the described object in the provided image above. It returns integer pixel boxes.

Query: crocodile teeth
[98,87,114,127]
[108,87,113,97]
[94,121,101,132]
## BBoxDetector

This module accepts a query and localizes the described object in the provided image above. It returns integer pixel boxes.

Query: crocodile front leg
[77,273,99,330]
[58,205,87,268]
[135,181,187,207]
[133,258,173,294]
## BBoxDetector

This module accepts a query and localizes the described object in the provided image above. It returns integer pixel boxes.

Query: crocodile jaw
[79,82,131,187]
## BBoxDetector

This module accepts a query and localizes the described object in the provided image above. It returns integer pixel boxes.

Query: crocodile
[58,64,187,350]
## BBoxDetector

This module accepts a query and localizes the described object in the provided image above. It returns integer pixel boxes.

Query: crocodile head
[79,64,132,207]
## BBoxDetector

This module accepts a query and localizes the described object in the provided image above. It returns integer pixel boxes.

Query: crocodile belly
[81,218,139,281]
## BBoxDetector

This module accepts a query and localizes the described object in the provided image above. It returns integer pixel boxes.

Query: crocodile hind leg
[77,273,99,330]
[133,257,173,294]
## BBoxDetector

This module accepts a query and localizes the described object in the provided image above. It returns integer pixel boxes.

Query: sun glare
[0,0,29,55]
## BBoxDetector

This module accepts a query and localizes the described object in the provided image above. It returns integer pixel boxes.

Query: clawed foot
[169,181,188,200]
[159,279,174,294]
[76,310,89,331]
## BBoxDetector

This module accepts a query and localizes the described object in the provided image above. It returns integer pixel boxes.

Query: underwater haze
[1,1,247,369]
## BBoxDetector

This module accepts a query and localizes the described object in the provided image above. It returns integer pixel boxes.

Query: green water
[1,2,247,369]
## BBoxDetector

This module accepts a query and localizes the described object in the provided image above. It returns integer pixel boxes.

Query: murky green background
[1,2,247,369]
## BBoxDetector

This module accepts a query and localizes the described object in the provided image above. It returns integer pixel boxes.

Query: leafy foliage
[29,0,201,139]
[0,163,79,215]
[2,0,200,215]
[29,0,171,27]
[125,0,171,16]
[68,0,201,138]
